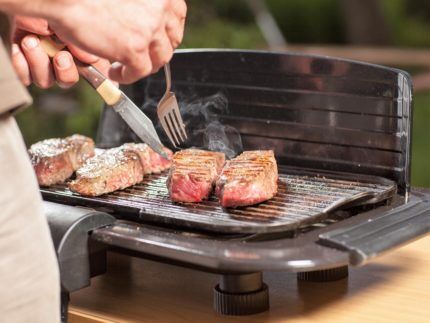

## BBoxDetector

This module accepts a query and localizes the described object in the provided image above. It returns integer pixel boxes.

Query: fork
[157,63,187,147]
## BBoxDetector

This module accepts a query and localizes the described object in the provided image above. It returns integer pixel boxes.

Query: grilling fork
[157,63,187,147]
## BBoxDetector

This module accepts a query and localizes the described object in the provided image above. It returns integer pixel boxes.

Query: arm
[1,0,187,85]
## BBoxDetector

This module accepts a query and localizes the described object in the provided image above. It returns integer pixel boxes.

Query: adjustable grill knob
[213,283,269,315]
[297,266,349,282]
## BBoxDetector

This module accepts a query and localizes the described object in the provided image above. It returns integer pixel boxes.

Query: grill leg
[213,272,269,315]
[61,291,70,323]
[297,266,349,282]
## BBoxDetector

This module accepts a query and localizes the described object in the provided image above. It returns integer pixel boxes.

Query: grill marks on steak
[167,149,226,202]
[215,150,278,207]
[69,143,172,196]
[29,134,95,186]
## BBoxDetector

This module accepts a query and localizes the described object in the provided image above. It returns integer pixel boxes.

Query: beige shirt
[0,13,32,115]
[0,12,60,322]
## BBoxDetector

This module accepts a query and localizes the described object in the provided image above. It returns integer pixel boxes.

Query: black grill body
[43,50,429,318]
[98,50,413,194]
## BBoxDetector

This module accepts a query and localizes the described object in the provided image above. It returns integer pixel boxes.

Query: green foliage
[16,81,102,146]
[212,0,255,23]
[411,91,430,187]
[181,0,264,49]
[181,20,265,49]
[265,0,345,43]
[64,82,103,137]
[381,0,430,47]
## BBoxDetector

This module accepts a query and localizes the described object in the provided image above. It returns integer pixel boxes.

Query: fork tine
[159,114,177,148]
[170,110,186,143]
[165,113,180,146]
[172,107,187,140]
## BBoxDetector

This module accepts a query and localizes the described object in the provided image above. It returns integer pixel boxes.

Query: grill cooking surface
[41,166,396,234]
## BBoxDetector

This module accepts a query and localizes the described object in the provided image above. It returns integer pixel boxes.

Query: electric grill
[41,50,430,321]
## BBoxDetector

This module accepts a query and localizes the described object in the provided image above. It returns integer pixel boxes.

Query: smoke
[141,89,242,158]
[179,92,242,159]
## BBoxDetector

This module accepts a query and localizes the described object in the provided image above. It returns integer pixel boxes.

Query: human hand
[11,16,112,88]
[47,0,187,84]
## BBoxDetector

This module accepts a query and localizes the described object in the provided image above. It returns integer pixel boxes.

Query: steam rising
[180,93,242,159]
[199,121,242,159]
[142,91,242,159]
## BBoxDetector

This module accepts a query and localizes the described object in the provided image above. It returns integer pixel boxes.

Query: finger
[52,51,79,88]
[149,30,173,73]
[93,58,118,86]
[166,0,187,48]
[165,17,185,49]
[171,0,187,19]
[11,44,31,86]
[21,34,54,89]
[15,16,52,35]
[108,53,153,84]
[66,43,99,64]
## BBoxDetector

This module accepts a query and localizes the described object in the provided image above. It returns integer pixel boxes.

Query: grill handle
[318,198,430,266]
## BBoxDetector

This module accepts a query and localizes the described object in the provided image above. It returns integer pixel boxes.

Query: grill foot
[61,291,70,323]
[297,266,349,282]
[213,272,269,315]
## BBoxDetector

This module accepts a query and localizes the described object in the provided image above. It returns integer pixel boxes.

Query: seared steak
[167,149,226,202]
[70,143,172,196]
[29,134,95,186]
[215,150,278,207]
[122,143,172,174]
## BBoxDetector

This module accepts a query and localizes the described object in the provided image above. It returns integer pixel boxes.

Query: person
[0,0,186,321]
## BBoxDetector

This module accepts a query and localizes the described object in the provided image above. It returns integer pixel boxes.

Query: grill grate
[41,167,396,233]
[41,166,396,234]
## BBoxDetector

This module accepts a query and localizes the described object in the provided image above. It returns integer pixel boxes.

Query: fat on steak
[69,143,172,196]
[167,149,226,203]
[29,134,95,186]
[215,150,278,207]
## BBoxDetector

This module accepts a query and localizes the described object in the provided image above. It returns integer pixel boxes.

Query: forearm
[0,0,72,20]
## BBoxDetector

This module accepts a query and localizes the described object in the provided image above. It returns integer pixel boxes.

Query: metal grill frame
[41,166,396,234]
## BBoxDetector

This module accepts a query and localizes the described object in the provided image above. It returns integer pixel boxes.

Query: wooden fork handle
[39,36,121,106]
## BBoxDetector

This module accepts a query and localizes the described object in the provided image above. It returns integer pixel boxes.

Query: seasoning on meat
[167,149,226,203]
[69,143,172,196]
[215,150,278,208]
[29,134,95,186]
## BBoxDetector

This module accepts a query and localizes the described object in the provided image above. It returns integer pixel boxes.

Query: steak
[167,149,226,203]
[29,134,95,186]
[122,143,173,174]
[215,150,278,208]
[69,143,172,196]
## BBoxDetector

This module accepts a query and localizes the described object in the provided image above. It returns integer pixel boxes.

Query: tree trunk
[340,0,391,45]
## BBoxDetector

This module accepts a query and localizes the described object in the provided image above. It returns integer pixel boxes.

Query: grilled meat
[215,150,278,207]
[69,147,143,196]
[70,143,172,196]
[29,134,95,186]
[167,149,226,202]
[123,143,172,174]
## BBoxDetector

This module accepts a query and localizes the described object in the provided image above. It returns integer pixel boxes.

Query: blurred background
[17,0,430,187]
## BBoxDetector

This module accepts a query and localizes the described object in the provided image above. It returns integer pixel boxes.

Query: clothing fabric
[0,22,32,115]
[0,13,60,323]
